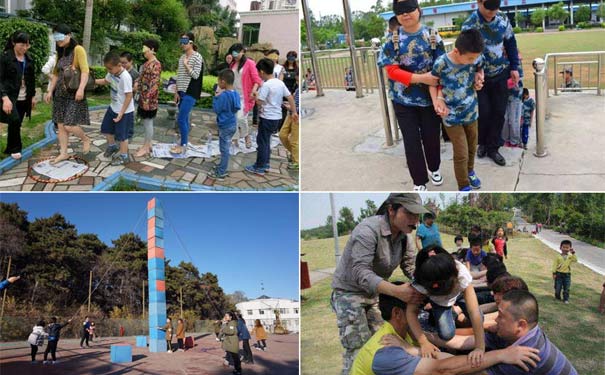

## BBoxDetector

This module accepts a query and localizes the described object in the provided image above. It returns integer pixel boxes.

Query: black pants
[477,71,509,154]
[1,98,25,154]
[230,351,242,372]
[242,339,253,363]
[177,338,184,350]
[30,344,39,361]
[393,102,441,186]
[166,340,172,351]
[257,339,267,349]
[44,340,58,361]
[80,331,89,347]
[252,103,259,125]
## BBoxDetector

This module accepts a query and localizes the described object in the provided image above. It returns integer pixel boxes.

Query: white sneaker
[168,350,173,353]
[429,170,443,186]
[43,361,49,365]
[413,184,427,191]
[52,361,58,364]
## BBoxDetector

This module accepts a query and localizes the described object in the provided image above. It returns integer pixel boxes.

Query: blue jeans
[218,126,237,175]
[431,304,456,341]
[177,92,196,146]
[254,117,281,170]
[521,123,530,145]
[555,272,571,301]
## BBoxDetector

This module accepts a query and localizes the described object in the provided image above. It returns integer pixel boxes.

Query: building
[238,5,299,55]
[0,0,32,14]
[236,297,300,333]
[220,0,238,11]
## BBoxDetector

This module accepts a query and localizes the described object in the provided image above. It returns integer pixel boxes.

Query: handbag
[63,54,95,92]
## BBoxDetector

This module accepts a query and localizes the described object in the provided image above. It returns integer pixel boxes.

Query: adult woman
[1,31,36,159]
[282,50,298,95]
[44,24,91,164]
[377,0,444,191]
[221,311,241,375]
[227,43,262,149]
[135,39,162,157]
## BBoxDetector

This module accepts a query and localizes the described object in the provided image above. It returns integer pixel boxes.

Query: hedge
[0,17,50,76]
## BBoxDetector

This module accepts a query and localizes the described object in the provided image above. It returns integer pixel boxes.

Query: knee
[438,325,456,341]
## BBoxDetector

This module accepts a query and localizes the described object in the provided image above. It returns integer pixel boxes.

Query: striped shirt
[176,51,203,93]
[485,325,577,375]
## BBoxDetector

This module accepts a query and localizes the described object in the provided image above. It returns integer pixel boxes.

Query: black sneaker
[208,170,228,181]
[477,145,486,158]
[103,144,119,158]
[488,151,506,166]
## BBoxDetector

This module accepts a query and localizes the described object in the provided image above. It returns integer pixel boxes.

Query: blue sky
[0,193,299,301]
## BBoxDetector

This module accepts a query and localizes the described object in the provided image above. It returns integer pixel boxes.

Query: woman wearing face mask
[281,51,298,128]
[377,0,444,191]
[134,39,162,157]
[44,24,92,164]
[0,31,36,159]
[227,43,262,149]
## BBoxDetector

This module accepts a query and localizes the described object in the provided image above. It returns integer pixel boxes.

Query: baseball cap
[483,0,501,10]
[376,193,429,215]
[559,67,573,74]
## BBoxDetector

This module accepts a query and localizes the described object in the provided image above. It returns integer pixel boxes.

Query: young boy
[430,29,485,191]
[245,58,297,176]
[552,239,577,304]
[502,55,524,148]
[95,52,135,166]
[209,69,241,180]
[120,52,140,114]
[520,88,535,150]
[466,235,487,273]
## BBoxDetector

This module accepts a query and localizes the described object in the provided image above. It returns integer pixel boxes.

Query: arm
[406,303,440,358]
[415,235,423,251]
[377,281,425,305]
[400,234,416,280]
[285,94,298,122]
[503,31,520,84]
[186,54,203,80]
[464,286,486,366]
[504,242,508,259]
[74,46,90,101]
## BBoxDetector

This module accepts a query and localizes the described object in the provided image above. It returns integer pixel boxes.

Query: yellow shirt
[552,253,578,274]
[54,45,89,74]
[351,322,416,375]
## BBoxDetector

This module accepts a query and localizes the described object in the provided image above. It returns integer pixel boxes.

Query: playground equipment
[147,198,167,353]
[110,345,132,363]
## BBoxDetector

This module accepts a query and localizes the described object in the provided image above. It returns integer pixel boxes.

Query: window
[247,310,253,315]
[242,23,261,46]
[279,308,289,314]
[259,309,265,315]
[294,308,299,314]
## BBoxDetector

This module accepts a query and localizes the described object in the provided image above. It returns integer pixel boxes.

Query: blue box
[149,338,165,353]
[148,258,164,271]
[148,302,166,317]
[135,336,147,347]
[110,345,132,363]
[148,292,166,303]
[148,268,165,281]
[147,207,155,219]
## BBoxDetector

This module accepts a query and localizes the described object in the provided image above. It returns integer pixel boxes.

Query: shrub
[513,26,522,34]
[90,66,109,95]
[157,72,218,109]
[0,17,50,76]
[576,21,592,29]
[558,25,566,31]
[536,27,544,32]
[439,30,461,39]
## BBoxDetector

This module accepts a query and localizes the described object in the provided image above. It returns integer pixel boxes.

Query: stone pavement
[0,107,298,191]
[301,89,604,191]
[0,332,299,375]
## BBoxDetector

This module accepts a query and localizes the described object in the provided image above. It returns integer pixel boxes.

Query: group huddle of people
[0,24,300,179]
[375,0,537,191]
[331,193,580,375]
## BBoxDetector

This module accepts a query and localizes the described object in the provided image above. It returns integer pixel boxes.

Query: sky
[301,192,465,229]
[306,0,382,17]
[0,193,299,301]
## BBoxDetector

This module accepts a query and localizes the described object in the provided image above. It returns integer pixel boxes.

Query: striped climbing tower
[147,198,167,353]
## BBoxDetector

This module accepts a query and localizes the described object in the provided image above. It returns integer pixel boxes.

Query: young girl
[89,322,96,342]
[491,227,508,261]
[27,320,48,363]
[407,247,485,367]
[250,318,268,351]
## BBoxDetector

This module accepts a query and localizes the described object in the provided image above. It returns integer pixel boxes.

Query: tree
[228,291,249,305]
[357,200,378,222]
[353,11,386,40]
[575,5,592,23]
[337,207,356,235]
[598,3,605,19]
[0,18,49,75]
[131,0,190,42]
[548,2,569,24]
[530,8,546,27]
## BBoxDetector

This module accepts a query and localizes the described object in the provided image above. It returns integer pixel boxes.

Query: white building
[238,7,299,56]
[1,0,32,13]
[220,0,238,11]
[236,297,300,333]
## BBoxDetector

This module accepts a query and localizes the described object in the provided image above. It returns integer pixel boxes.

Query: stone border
[0,120,56,175]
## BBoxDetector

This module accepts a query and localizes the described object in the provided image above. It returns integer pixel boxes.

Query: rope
[27,156,89,184]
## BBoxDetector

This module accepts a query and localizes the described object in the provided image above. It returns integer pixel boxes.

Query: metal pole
[533,58,548,157]
[0,257,12,325]
[374,48,394,146]
[330,193,341,266]
[301,0,324,97]
[142,280,145,319]
[342,0,364,98]
[597,53,602,96]
[180,287,183,319]
[88,270,92,312]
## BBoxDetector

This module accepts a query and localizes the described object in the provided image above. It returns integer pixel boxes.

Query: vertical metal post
[0,257,12,325]
[88,271,92,312]
[597,53,602,96]
[533,58,548,157]
[301,0,324,97]
[374,48,394,147]
[343,0,364,98]
[330,193,341,266]
[554,56,558,96]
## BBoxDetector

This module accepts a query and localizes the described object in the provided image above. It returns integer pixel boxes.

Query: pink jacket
[231,58,263,113]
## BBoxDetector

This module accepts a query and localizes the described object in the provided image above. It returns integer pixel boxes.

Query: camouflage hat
[376,193,429,215]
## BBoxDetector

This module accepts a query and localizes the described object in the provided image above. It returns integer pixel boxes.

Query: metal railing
[532,51,604,157]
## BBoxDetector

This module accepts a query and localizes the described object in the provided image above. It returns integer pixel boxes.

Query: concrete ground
[301,89,605,191]
[0,332,299,375]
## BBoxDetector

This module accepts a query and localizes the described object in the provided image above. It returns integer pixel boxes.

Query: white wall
[238,9,300,56]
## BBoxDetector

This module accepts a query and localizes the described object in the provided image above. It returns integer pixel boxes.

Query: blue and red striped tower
[147,198,166,352]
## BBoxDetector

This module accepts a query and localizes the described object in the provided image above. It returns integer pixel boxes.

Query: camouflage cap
[376,193,429,215]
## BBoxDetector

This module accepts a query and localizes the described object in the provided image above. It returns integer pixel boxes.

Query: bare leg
[65,125,90,154]
[52,123,70,163]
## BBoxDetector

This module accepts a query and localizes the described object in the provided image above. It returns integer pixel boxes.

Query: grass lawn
[301,233,605,375]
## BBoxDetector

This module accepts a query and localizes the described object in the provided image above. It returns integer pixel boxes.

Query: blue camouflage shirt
[377,25,446,107]
[462,10,519,78]
[431,53,480,126]
[522,97,535,127]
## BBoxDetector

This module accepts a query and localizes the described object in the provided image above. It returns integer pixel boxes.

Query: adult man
[415,212,442,250]
[462,0,520,167]
[423,290,578,375]
[80,316,91,348]
[560,67,581,92]
[331,193,427,375]
[352,284,541,375]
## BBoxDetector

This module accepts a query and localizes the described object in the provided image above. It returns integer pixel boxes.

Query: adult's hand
[502,346,540,371]
[392,283,424,305]
[510,70,520,85]
[419,341,440,358]
[31,96,37,110]
[174,93,180,105]
[44,92,53,104]
[2,97,13,115]
[380,334,406,348]
[411,72,440,86]
[75,88,84,101]
[7,276,20,283]
[468,347,484,367]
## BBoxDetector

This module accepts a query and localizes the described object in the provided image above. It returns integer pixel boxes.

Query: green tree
[337,207,356,235]
[0,18,50,75]
[575,5,592,23]
[131,0,190,42]
[353,11,386,40]
[598,3,605,19]
[358,200,378,222]
[530,8,546,27]
[548,2,569,24]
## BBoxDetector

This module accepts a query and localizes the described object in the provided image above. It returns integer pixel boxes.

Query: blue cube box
[135,336,147,347]
[148,258,164,271]
[150,328,165,340]
[149,338,164,353]
[148,292,166,303]
[110,345,132,363]
[148,268,165,282]
[148,302,166,317]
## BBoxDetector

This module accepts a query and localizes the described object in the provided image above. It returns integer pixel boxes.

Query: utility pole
[0,257,12,325]
[87,270,92,312]
[180,287,183,319]
[330,194,341,266]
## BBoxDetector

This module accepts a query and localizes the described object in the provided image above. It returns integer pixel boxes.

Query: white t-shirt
[257,78,291,120]
[412,260,472,307]
[273,63,284,79]
[106,69,134,114]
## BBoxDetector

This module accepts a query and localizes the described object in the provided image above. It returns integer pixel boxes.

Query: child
[407,247,485,365]
[466,235,487,272]
[176,318,185,352]
[245,58,298,176]
[158,317,173,353]
[491,227,508,261]
[454,235,464,252]
[209,69,241,180]
[43,317,72,364]
[89,322,96,342]
[278,88,299,170]
[502,52,524,148]
[28,320,48,363]
[430,29,485,191]
[520,88,535,150]
[452,235,468,262]
[552,240,577,304]
[251,319,268,351]
[95,51,135,166]
[119,51,140,97]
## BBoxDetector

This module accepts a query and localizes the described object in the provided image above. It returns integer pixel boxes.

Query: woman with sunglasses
[377,0,444,191]
[0,31,36,159]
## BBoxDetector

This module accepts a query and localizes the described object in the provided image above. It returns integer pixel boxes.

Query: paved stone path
[0,107,298,191]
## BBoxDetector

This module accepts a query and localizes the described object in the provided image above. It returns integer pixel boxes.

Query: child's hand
[380,334,405,348]
[468,347,485,367]
[434,100,449,118]
[113,113,123,123]
[420,341,440,358]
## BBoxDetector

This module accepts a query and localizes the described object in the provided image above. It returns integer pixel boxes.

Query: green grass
[301,234,605,375]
